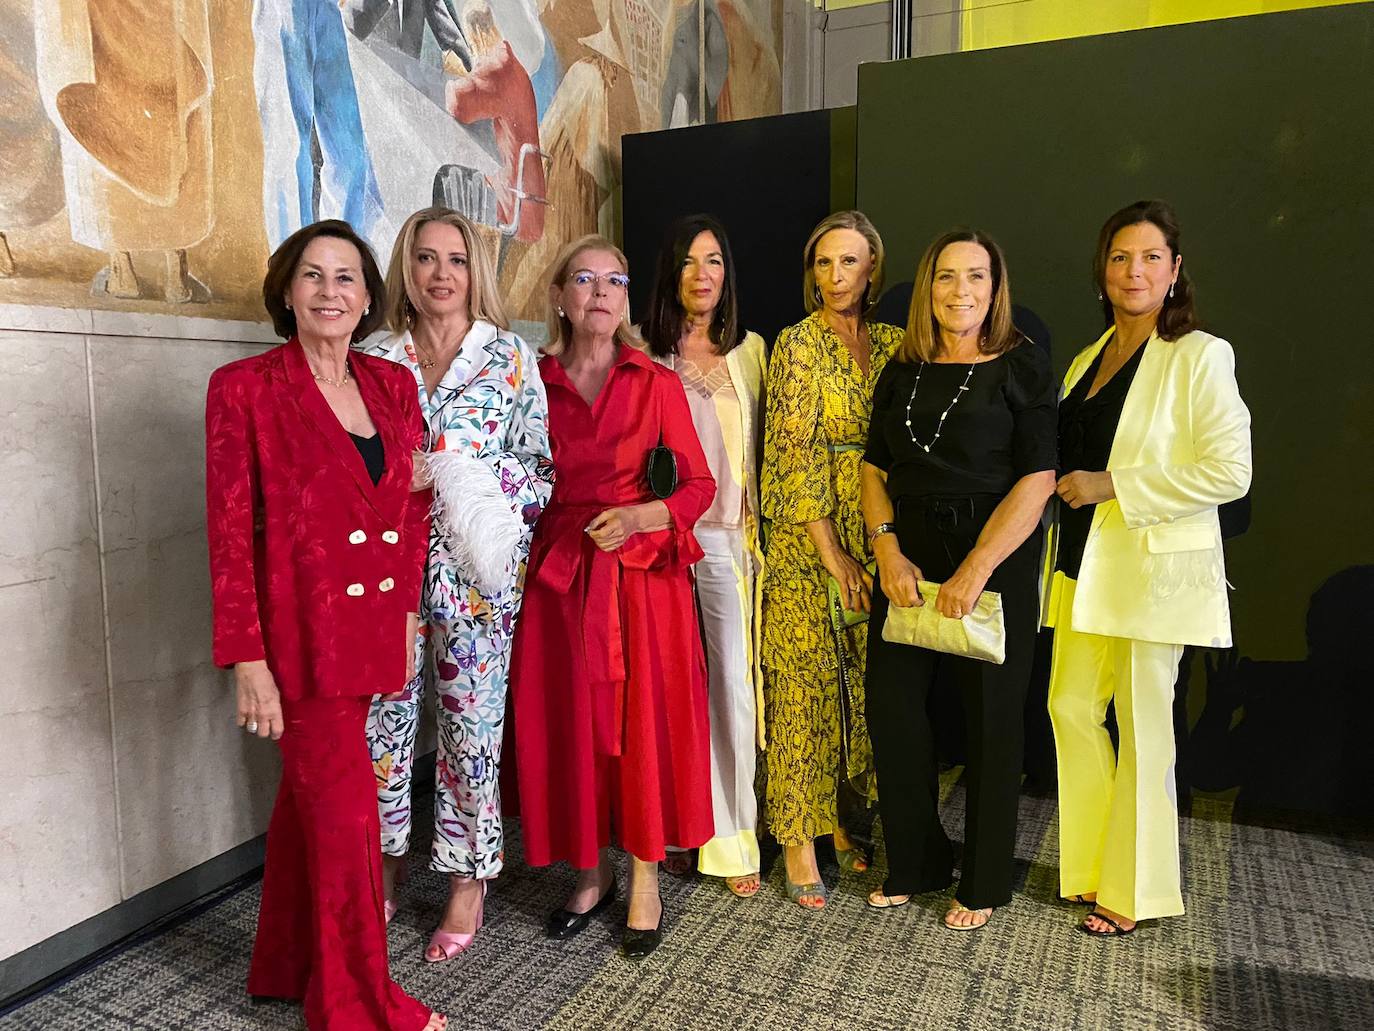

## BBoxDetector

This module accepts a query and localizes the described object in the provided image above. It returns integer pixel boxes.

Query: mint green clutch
[826,562,876,631]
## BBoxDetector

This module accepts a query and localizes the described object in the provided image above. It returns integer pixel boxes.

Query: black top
[865,342,1057,500]
[1054,341,1146,578]
[349,432,385,486]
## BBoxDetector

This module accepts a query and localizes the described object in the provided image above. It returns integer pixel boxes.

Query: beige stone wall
[0,306,280,960]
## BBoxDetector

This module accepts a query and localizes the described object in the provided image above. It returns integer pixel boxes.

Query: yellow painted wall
[958,0,1363,50]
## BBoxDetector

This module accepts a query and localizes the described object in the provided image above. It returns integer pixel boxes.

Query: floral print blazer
[367,321,554,622]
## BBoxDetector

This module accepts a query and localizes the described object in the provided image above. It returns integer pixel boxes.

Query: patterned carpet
[4,784,1371,1031]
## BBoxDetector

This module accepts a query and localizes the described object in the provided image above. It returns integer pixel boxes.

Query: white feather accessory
[425,450,522,594]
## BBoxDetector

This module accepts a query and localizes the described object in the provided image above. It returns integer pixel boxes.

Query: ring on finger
[245,720,259,734]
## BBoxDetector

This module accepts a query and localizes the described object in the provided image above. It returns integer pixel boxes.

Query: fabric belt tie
[896,494,997,570]
[581,545,628,757]
[529,506,635,757]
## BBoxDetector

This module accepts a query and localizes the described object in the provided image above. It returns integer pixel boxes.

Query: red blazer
[206,339,430,701]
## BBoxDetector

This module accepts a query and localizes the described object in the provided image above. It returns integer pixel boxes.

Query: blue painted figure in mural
[252,0,386,248]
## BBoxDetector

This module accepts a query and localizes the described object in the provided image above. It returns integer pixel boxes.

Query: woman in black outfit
[859,229,1056,930]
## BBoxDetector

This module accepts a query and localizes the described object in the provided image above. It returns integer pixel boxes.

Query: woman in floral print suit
[365,207,554,962]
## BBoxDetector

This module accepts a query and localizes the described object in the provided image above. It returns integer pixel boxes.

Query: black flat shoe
[620,894,663,959]
[546,876,617,940]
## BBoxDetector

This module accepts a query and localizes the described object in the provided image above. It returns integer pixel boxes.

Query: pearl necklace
[904,362,975,452]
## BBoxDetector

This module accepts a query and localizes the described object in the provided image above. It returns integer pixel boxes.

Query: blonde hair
[543,234,637,356]
[802,210,885,317]
[384,206,509,334]
[901,228,1019,364]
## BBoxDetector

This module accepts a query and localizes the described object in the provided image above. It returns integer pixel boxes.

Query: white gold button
[381,530,399,544]
[378,577,395,592]
[346,583,365,597]
[349,530,367,544]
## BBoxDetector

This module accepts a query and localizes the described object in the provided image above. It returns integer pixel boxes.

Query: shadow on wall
[1189,565,1374,826]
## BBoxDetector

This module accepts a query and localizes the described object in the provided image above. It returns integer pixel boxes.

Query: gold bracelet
[868,522,896,546]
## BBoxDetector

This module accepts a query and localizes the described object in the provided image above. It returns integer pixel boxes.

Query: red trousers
[247,697,430,1031]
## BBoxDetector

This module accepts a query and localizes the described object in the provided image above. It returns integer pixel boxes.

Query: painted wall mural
[0,0,782,323]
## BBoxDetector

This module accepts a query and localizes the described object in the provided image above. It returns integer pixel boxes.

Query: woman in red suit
[509,234,716,959]
[205,220,445,1031]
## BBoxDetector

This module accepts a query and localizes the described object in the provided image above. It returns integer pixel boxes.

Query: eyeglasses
[568,271,630,290]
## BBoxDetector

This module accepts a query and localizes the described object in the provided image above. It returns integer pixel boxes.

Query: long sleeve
[397,377,432,609]
[205,368,265,668]
[761,324,832,523]
[1113,337,1253,528]
[657,370,716,533]
[495,336,556,553]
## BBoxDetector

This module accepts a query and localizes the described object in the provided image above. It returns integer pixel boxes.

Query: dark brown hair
[902,228,1020,363]
[642,214,741,358]
[1093,200,1200,341]
[262,219,387,343]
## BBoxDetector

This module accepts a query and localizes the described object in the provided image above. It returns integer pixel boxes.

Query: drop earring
[364,305,370,316]
[557,306,565,317]
[1169,281,1176,299]
[1096,291,1103,301]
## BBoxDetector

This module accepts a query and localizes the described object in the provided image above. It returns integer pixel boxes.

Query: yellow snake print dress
[760,311,902,845]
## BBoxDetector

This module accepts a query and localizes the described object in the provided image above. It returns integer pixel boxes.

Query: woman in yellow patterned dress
[761,210,904,908]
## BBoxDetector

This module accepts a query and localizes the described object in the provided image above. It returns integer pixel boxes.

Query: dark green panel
[855,3,1374,671]
[828,105,857,210]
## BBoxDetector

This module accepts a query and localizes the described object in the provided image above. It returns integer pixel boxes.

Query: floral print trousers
[367,606,512,879]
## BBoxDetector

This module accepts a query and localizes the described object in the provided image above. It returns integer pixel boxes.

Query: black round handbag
[645,434,677,499]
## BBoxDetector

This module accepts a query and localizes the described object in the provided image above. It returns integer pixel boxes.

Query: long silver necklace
[904,362,975,452]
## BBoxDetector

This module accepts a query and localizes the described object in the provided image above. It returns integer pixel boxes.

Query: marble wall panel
[88,335,278,898]
[0,329,122,958]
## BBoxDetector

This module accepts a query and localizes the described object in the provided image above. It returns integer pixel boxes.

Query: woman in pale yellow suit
[1047,200,1252,936]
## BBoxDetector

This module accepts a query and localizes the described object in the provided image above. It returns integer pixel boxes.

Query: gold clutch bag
[880,580,1006,665]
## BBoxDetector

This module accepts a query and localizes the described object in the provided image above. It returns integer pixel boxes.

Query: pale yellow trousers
[1047,575,1186,922]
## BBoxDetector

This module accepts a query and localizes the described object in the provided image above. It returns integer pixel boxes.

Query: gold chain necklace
[413,325,471,371]
[311,362,351,388]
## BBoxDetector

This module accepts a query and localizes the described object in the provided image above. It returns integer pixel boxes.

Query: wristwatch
[868,522,896,546]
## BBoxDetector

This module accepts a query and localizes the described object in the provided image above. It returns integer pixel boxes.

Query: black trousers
[865,494,1042,909]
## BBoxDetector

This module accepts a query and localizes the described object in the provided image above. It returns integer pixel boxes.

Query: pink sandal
[424,881,487,963]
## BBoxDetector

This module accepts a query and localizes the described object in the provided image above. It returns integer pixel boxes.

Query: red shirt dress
[508,345,716,867]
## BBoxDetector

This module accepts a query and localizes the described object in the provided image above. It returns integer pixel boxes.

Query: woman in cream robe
[642,214,767,896]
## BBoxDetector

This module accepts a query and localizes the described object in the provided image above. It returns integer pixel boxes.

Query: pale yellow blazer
[648,332,769,746]
[1043,327,1252,648]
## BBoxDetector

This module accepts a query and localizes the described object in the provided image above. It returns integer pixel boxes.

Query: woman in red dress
[206,220,444,1031]
[509,234,716,959]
